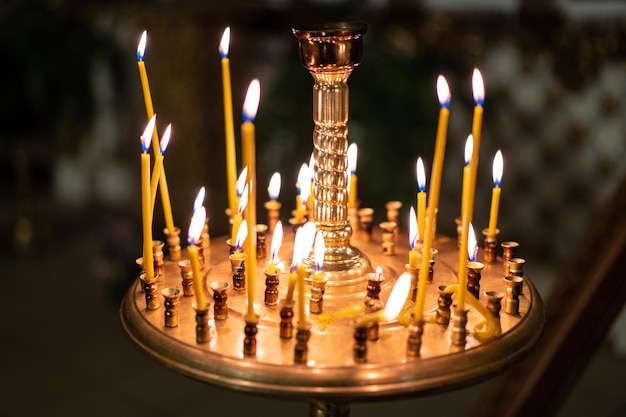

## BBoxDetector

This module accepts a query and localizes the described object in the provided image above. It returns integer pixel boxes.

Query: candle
[150,124,171,213]
[136,31,176,235]
[232,219,248,260]
[461,135,474,224]
[468,223,478,262]
[457,68,485,311]
[488,150,503,234]
[308,152,315,214]
[268,172,281,201]
[347,143,358,205]
[312,230,326,282]
[408,206,419,268]
[231,183,248,243]
[187,203,207,308]
[294,163,309,223]
[267,220,283,275]
[413,75,450,322]
[219,27,238,216]
[416,157,427,239]
[141,116,157,280]
[286,226,306,304]
[358,271,411,326]
[297,223,316,327]
[241,79,261,322]
[193,186,205,213]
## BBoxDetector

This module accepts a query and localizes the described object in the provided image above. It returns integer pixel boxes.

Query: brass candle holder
[357,207,374,242]
[193,301,211,344]
[379,221,397,255]
[244,317,258,357]
[210,281,230,320]
[152,240,166,276]
[504,275,524,315]
[364,299,383,341]
[229,253,247,292]
[202,219,211,251]
[353,322,369,363]
[451,306,468,346]
[263,268,281,306]
[255,224,268,259]
[466,261,485,300]
[485,290,504,336]
[501,241,519,275]
[365,271,384,301]
[406,317,424,357]
[455,217,463,249]
[406,264,419,302]
[309,273,328,314]
[482,228,499,263]
[264,200,282,233]
[436,285,453,325]
[163,226,182,261]
[279,299,295,339]
[226,238,236,255]
[139,273,159,310]
[177,259,194,297]
[294,324,311,365]
[161,287,181,328]
[385,201,402,225]
[196,238,206,270]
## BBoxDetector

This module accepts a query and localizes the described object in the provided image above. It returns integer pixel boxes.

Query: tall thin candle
[416,157,427,239]
[140,115,157,280]
[488,150,503,234]
[461,135,474,223]
[347,143,358,205]
[150,124,171,213]
[408,206,419,268]
[187,204,207,309]
[219,27,238,216]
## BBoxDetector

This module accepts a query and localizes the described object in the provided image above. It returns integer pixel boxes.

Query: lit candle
[408,206,419,268]
[187,201,206,308]
[141,115,157,280]
[286,225,306,304]
[265,172,282,233]
[488,150,503,234]
[416,157,427,239]
[461,135,474,224]
[136,31,176,235]
[231,183,248,243]
[193,186,205,213]
[347,143,358,205]
[358,272,411,326]
[468,223,478,262]
[413,75,451,322]
[294,163,309,223]
[150,124,171,213]
[220,27,238,216]
[232,219,248,260]
[308,152,315,214]
[268,172,281,201]
[297,222,316,327]
[457,68,485,311]
[267,220,283,275]
[241,79,261,322]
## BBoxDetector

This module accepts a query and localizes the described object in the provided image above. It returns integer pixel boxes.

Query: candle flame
[376,266,383,280]
[416,157,426,192]
[187,206,206,246]
[409,206,418,249]
[235,219,248,250]
[291,223,313,269]
[268,172,281,200]
[193,186,205,213]
[270,221,283,262]
[347,143,357,175]
[236,167,248,197]
[492,149,503,187]
[437,75,451,108]
[314,231,325,271]
[137,30,147,61]
[140,115,156,153]
[238,184,249,214]
[472,68,485,106]
[297,163,310,205]
[309,152,315,181]
[300,221,316,258]
[383,272,411,321]
[219,27,230,58]
[464,135,474,166]
[160,124,172,154]
[468,222,477,262]
[242,79,261,122]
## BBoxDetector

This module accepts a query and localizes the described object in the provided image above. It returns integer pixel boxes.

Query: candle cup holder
[288,217,306,233]
[357,208,374,242]
[451,305,468,346]
[229,254,247,292]
[243,316,259,357]
[163,227,182,261]
[365,272,385,301]
[436,285,453,326]
[406,316,424,358]
[385,201,402,225]
[161,287,182,328]
[508,257,526,285]
[294,324,311,365]
[309,274,329,314]
[152,240,166,276]
[379,221,397,255]
[504,276,524,315]
[364,299,383,341]
[264,200,282,234]
[226,239,236,256]
[139,273,160,310]
[193,301,211,344]
[428,248,438,284]
[135,257,145,292]
[279,299,295,339]
[353,322,369,364]
[455,217,463,249]
[406,264,419,302]
[466,261,485,300]
[501,241,520,276]
[210,281,230,320]
[485,290,504,337]
[255,224,268,260]
[482,228,500,263]
[177,260,194,297]
[263,268,281,306]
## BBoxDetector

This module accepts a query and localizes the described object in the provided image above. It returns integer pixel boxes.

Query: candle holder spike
[357,207,374,242]
[310,274,329,314]
[365,272,384,301]
[385,201,402,225]
[379,221,397,255]
[364,299,383,341]
[504,275,523,315]
[279,299,295,339]
[406,264,419,302]
[255,224,268,259]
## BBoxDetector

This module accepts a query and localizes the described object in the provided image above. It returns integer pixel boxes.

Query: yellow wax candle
[267,221,283,275]
[416,157,427,238]
[230,186,247,243]
[347,143,357,205]
[285,270,298,304]
[457,68,485,311]
[408,206,419,268]
[187,205,207,309]
[241,79,261,322]
[413,76,450,322]
[297,263,308,327]
[137,31,176,234]
[140,116,156,280]
[219,27,238,215]
[461,135,473,222]
[295,163,309,222]
[150,124,171,213]
[488,150,503,234]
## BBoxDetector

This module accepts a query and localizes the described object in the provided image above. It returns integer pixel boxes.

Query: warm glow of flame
[468,223,477,262]
[219,27,230,58]
[464,135,474,166]
[309,152,315,180]
[437,75,451,108]
[140,115,156,153]
[235,219,248,250]
[268,172,281,200]
[297,163,310,204]
[270,221,283,262]
[472,68,485,105]
[383,272,411,321]
[416,157,426,192]
[160,124,172,154]
[492,150,503,187]
[137,30,147,61]
[236,167,248,197]
[242,79,261,122]
[237,184,248,214]
[409,206,418,249]
[301,222,316,257]
[314,231,325,271]
[376,266,383,280]
[347,143,357,174]
[193,186,205,213]
[187,206,206,245]
[291,224,312,269]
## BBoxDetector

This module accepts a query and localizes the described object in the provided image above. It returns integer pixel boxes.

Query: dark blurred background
[1,0,625,416]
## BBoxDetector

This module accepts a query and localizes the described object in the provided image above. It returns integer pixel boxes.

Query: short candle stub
[482,228,500,263]
[161,287,181,328]
[406,316,424,358]
[451,306,468,347]
[436,285,453,326]
[243,317,259,357]
[210,281,230,320]
[177,259,194,297]
[193,302,211,344]
[163,227,182,261]
[140,273,160,310]
[294,324,312,365]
